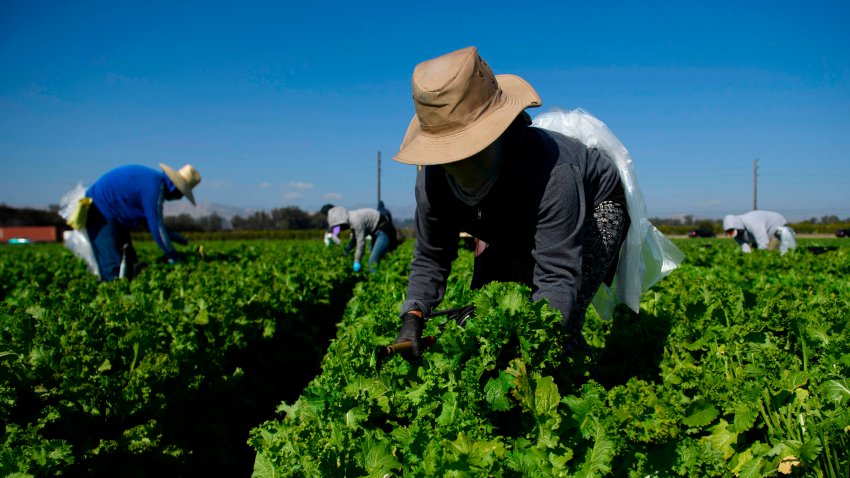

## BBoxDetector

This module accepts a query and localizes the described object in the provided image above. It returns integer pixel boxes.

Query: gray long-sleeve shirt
[328,207,382,264]
[402,125,624,325]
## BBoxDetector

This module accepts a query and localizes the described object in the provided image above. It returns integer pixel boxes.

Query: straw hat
[393,46,541,166]
[159,163,201,205]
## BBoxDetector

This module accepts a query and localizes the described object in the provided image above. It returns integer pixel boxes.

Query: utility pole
[753,158,758,210]
[377,151,382,204]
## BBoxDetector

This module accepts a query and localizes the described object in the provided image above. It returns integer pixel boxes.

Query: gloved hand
[394,311,424,360]
[353,262,362,272]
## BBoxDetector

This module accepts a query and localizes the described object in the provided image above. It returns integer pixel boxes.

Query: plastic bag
[532,108,684,318]
[59,184,100,277]
[776,226,797,255]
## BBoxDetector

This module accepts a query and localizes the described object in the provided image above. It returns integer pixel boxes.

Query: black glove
[394,312,424,360]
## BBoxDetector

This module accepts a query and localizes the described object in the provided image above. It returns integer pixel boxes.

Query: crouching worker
[391,47,632,358]
[62,163,201,281]
[723,210,796,255]
[327,205,397,272]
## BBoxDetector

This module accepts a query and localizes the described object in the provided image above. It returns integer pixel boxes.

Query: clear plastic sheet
[532,108,684,318]
[776,226,797,255]
[59,184,100,277]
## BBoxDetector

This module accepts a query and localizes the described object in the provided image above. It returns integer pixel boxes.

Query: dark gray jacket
[402,125,624,324]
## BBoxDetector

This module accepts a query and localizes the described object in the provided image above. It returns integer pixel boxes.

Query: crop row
[1,241,359,477]
[2,238,848,477]
[249,239,850,477]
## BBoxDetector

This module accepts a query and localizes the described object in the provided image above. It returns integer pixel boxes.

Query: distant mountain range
[163,201,259,220]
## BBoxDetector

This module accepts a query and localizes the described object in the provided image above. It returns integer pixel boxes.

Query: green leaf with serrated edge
[361,435,399,478]
[345,406,367,430]
[701,419,738,460]
[194,308,209,325]
[251,452,275,478]
[732,402,759,433]
[821,379,850,405]
[484,371,514,411]
[436,391,458,427]
[798,437,822,464]
[499,287,524,313]
[737,454,766,478]
[405,381,429,405]
[681,398,719,428]
[533,375,561,419]
[575,424,614,478]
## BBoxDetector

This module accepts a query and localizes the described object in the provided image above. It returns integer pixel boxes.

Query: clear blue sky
[2,1,848,221]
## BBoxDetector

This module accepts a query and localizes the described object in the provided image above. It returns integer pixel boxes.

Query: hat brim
[392,74,541,166]
[159,163,196,205]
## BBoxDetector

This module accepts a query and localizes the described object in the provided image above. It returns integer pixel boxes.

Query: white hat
[159,163,201,205]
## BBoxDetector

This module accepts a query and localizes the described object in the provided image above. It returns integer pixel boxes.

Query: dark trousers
[86,204,133,281]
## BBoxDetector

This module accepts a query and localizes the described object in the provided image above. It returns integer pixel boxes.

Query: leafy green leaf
[701,419,738,460]
[821,379,850,405]
[251,452,276,478]
[681,398,719,428]
[484,371,514,411]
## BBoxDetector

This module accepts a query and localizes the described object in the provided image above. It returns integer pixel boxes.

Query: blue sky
[1,1,848,221]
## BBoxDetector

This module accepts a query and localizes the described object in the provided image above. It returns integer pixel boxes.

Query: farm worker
[327,205,397,272]
[391,46,632,358]
[723,210,797,255]
[79,164,201,281]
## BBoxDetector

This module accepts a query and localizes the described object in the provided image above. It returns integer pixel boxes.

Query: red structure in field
[0,226,60,243]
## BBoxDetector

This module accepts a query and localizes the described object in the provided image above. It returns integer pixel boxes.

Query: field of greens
[2,237,849,477]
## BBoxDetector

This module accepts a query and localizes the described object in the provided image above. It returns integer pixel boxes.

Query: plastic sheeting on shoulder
[59,184,100,277]
[532,108,684,319]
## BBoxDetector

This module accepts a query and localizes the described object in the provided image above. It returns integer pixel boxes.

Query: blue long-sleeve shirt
[86,165,177,256]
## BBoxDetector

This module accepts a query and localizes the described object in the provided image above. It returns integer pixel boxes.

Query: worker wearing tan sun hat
[392,46,631,360]
[59,163,202,281]
[393,46,542,166]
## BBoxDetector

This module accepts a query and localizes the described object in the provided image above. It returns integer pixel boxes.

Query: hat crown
[412,46,502,135]
[179,165,201,189]
[394,46,541,166]
[160,162,201,205]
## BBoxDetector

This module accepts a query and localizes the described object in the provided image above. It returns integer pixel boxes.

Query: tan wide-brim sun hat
[159,163,201,205]
[393,46,542,166]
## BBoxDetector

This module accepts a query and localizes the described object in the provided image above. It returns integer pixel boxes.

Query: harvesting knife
[374,305,476,375]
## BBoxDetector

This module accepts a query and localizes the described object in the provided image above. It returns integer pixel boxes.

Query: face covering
[445,171,500,206]
[444,141,502,206]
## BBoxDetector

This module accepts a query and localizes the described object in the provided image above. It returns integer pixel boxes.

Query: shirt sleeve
[529,163,586,327]
[352,222,368,263]
[745,218,771,250]
[143,183,176,256]
[402,172,460,316]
